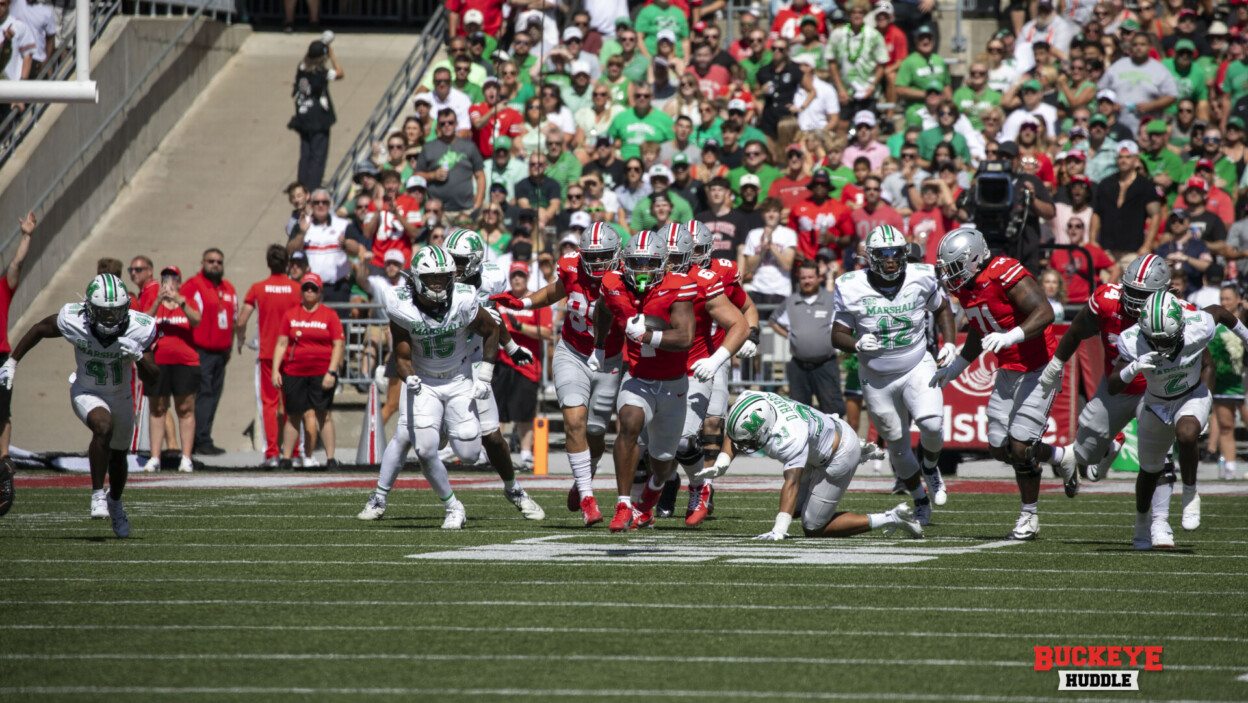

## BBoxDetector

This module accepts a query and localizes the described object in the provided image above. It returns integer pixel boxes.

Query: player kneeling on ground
[699,391,923,540]
[1,274,158,537]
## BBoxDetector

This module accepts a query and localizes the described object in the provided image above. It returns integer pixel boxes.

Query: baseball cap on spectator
[354,159,379,183]
[740,174,762,189]
[489,181,507,194]
[493,136,513,151]
[1195,158,1215,172]
[1229,116,1247,131]
[301,273,323,290]
[809,170,832,187]
[1089,114,1108,127]
[671,153,691,168]
[571,60,591,76]
[1055,150,1068,161]
[492,49,510,61]
[816,247,837,261]
[1144,120,1168,135]
[463,9,484,25]
[924,80,943,94]
[404,145,421,159]
[405,175,428,191]
[741,3,762,19]
[785,143,804,155]
[570,212,592,230]
[657,29,677,44]
[996,141,1020,158]
[468,32,487,46]
[693,20,708,33]
[307,40,328,59]
[560,232,580,248]
[853,110,876,127]
[1174,39,1196,54]
[1177,9,1196,20]
[875,1,894,15]
[648,164,673,182]
[1096,88,1117,103]
[1169,208,1189,220]
[1069,174,1092,188]
[936,160,957,173]
[509,261,530,278]
[1021,79,1042,93]
[290,251,308,263]
[1019,114,1040,129]
[791,53,817,67]
[1209,21,1230,36]
[1117,140,1139,155]
[916,24,935,36]
[161,265,182,278]
[800,14,819,26]
[413,93,434,108]
[728,99,748,113]
[1065,150,1086,162]
[482,76,500,88]
[384,249,406,265]
[562,26,583,42]
[594,134,612,148]
[703,138,721,151]
[1120,18,1141,32]
[615,16,632,28]
[518,9,543,28]
[1186,177,1208,193]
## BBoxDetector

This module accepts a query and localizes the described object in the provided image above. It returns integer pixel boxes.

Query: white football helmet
[865,224,908,282]
[1139,290,1186,359]
[1121,253,1170,318]
[621,230,667,293]
[579,222,622,278]
[726,392,777,454]
[84,274,131,337]
[409,246,457,307]
[445,228,486,281]
[685,219,715,268]
[661,222,694,274]
[935,226,991,291]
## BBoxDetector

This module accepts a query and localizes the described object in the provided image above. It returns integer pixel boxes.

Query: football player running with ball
[830,225,957,526]
[491,222,628,526]
[1111,291,1248,548]
[1,274,158,537]
[594,231,698,532]
[707,391,923,540]
[356,246,501,529]
[929,227,1076,541]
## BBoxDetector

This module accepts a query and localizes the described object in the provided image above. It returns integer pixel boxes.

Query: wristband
[504,339,521,356]
[477,361,495,383]
[747,326,760,344]
[521,298,533,310]
[648,330,663,347]
[1232,320,1248,345]
[772,512,793,536]
[1118,363,1138,385]
[328,370,338,377]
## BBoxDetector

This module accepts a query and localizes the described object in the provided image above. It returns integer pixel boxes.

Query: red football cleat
[567,482,580,512]
[580,496,603,526]
[632,508,654,529]
[685,483,713,527]
[635,482,663,513]
[609,502,634,532]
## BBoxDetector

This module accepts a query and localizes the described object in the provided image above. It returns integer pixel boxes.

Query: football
[643,314,671,331]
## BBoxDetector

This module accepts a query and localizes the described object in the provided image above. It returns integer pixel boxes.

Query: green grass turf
[2,482,1247,702]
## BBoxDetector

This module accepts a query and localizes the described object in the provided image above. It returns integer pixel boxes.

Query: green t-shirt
[1162,60,1208,114]
[819,164,856,200]
[506,83,536,110]
[1221,60,1248,110]
[563,84,594,116]
[1139,148,1184,187]
[635,4,689,58]
[951,85,1002,131]
[599,39,623,65]
[1179,154,1237,192]
[917,127,971,163]
[1057,80,1097,110]
[608,108,675,160]
[454,80,484,104]
[739,50,772,88]
[621,52,650,84]
[545,150,583,199]
[599,76,632,107]
[886,132,907,157]
[792,43,826,71]
[515,54,539,84]
[896,52,949,104]
[693,116,723,147]
[630,191,695,231]
[728,164,782,203]
[826,25,890,98]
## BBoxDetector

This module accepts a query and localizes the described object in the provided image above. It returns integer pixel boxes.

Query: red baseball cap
[1069,174,1092,187]
[1185,177,1208,193]
[693,20,708,33]
[1064,150,1086,162]
[1195,158,1215,171]
[509,261,530,277]
[160,265,182,278]
[301,272,323,289]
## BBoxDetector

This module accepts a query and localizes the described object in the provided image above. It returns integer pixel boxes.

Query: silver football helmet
[865,225,908,282]
[621,230,667,293]
[445,228,486,281]
[935,226,991,292]
[726,392,777,454]
[1121,253,1170,318]
[684,219,715,268]
[1139,290,1186,359]
[84,273,131,337]
[661,222,694,274]
[579,222,622,278]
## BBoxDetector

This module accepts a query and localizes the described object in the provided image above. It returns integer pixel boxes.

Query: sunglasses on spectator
[863,187,881,192]
[620,36,635,43]
[567,192,584,199]
[970,70,986,76]
[530,161,547,167]
[354,203,368,210]
[636,92,652,99]
[502,70,518,76]
[128,266,149,274]
[594,90,610,97]
[586,205,605,213]
[389,143,405,150]
[434,79,450,85]
[745,150,765,156]
[438,119,456,127]
[312,199,331,205]
[938,111,954,117]
[988,46,1004,54]
[902,153,917,160]
[626,166,642,172]
[205,258,224,265]
[1178,107,1194,113]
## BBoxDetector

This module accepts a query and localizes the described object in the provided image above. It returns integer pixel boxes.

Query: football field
[3,472,1247,702]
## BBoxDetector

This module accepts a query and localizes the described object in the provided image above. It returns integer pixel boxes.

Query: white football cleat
[106,494,130,538]
[301,456,319,469]
[1007,511,1039,541]
[880,502,924,538]
[90,490,108,519]
[1181,491,1200,531]
[1150,519,1174,549]
[356,493,386,521]
[913,497,931,527]
[922,467,947,506]
[504,486,545,520]
[1057,445,1079,498]
[441,501,466,529]
[178,456,194,473]
[139,457,160,473]
[1133,512,1152,551]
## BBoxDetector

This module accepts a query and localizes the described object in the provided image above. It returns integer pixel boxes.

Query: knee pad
[450,436,482,464]
[676,435,703,466]
[916,415,942,448]
[699,431,723,460]
[413,428,442,461]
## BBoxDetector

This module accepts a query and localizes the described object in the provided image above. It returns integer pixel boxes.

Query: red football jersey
[1086,283,1146,395]
[369,209,414,269]
[953,256,1056,373]
[244,274,302,360]
[789,197,854,260]
[685,264,723,368]
[469,102,523,158]
[556,252,624,358]
[600,269,698,380]
[708,257,748,348]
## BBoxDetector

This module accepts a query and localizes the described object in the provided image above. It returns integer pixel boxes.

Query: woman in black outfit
[289,39,344,190]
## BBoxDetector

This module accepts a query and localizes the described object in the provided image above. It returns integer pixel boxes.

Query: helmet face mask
[579,222,622,278]
[1140,291,1186,360]
[622,230,668,293]
[866,225,908,282]
[84,274,131,339]
[662,223,694,274]
[1120,254,1169,318]
[409,246,457,309]
[935,226,990,292]
[685,219,714,268]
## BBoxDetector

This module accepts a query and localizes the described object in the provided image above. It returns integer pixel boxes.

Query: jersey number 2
[875,316,915,349]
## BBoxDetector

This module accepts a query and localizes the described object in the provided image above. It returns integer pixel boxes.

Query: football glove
[855,333,881,352]
[587,348,606,373]
[118,337,146,362]
[489,292,530,310]
[505,340,535,366]
[404,375,422,395]
[929,355,970,388]
[936,342,958,368]
[691,348,730,382]
[624,314,647,343]
[982,326,1025,355]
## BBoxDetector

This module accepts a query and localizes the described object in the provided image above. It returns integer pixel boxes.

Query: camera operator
[956,141,1054,274]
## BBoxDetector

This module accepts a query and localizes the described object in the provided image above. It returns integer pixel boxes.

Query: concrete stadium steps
[10,31,416,453]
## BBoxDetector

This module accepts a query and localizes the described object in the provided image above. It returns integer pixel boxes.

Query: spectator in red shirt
[850,175,906,241]
[768,143,813,215]
[236,246,303,466]
[912,179,960,265]
[0,211,35,460]
[181,248,238,456]
[771,0,826,40]
[272,273,345,469]
[495,262,553,469]
[140,266,202,474]
[470,78,523,159]
[1048,218,1119,304]
[789,170,854,268]
[128,256,159,312]
[686,42,731,99]
[365,171,418,274]
[448,0,505,37]
[875,2,908,110]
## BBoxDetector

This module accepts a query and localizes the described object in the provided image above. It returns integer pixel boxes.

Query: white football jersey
[1118,307,1216,401]
[383,282,480,378]
[468,261,507,363]
[57,303,158,396]
[736,391,841,471]
[832,264,946,375]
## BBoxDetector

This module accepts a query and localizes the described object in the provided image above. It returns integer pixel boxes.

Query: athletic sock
[1226,460,1238,476]
[520,450,533,465]
[569,449,594,498]
[867,512,893,530]
[1021,502,1038,515]
[1152,481,1172,520]
[374,485,391,498]
[1182,483,1197,501]
[647,473,664,492]
[502,479,517,493]
[770,512,792,536]
[616,495,632,508]
[442,493,462,511]
[1047,445,1065,467]
[921,455,939,473]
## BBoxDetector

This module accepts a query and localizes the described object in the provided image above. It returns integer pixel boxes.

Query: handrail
[323,5,447,206]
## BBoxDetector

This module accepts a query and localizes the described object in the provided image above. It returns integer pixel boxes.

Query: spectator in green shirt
[608,86,675,160]
[738,28,773,87]
[544,134,583,199]
[511,34,539,85]
[1139,119,1184,194]
[1163,40,1210,121]
[693,98,724,147]
[599,54,634,108]
[630,165,694,230]
[729,140,783,204]
[599,17,634,65]
[917,100,972,165]
[451,55,484,104]
[894,25,949,110]
[482,136,527,201]
[952,61,1003,131]
[636,0,690,59]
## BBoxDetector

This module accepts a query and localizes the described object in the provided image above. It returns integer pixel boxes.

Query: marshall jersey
[686,264,725,366]
[953,256,1056,372]
[1118,304,1216,401]
[57,304,158,396]
[556,252,624,358]
[383,282,480,379]
[833,264,945,375]
[600,269,697,380]
[1086,283,1146,395]
[707,258,748,349]
[467,261,508,363]
[731,391,840,471]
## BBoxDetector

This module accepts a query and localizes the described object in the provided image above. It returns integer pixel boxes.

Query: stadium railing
[239,0,440,26]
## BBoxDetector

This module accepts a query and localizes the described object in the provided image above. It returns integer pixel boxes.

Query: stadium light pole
[0,0,97,103]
